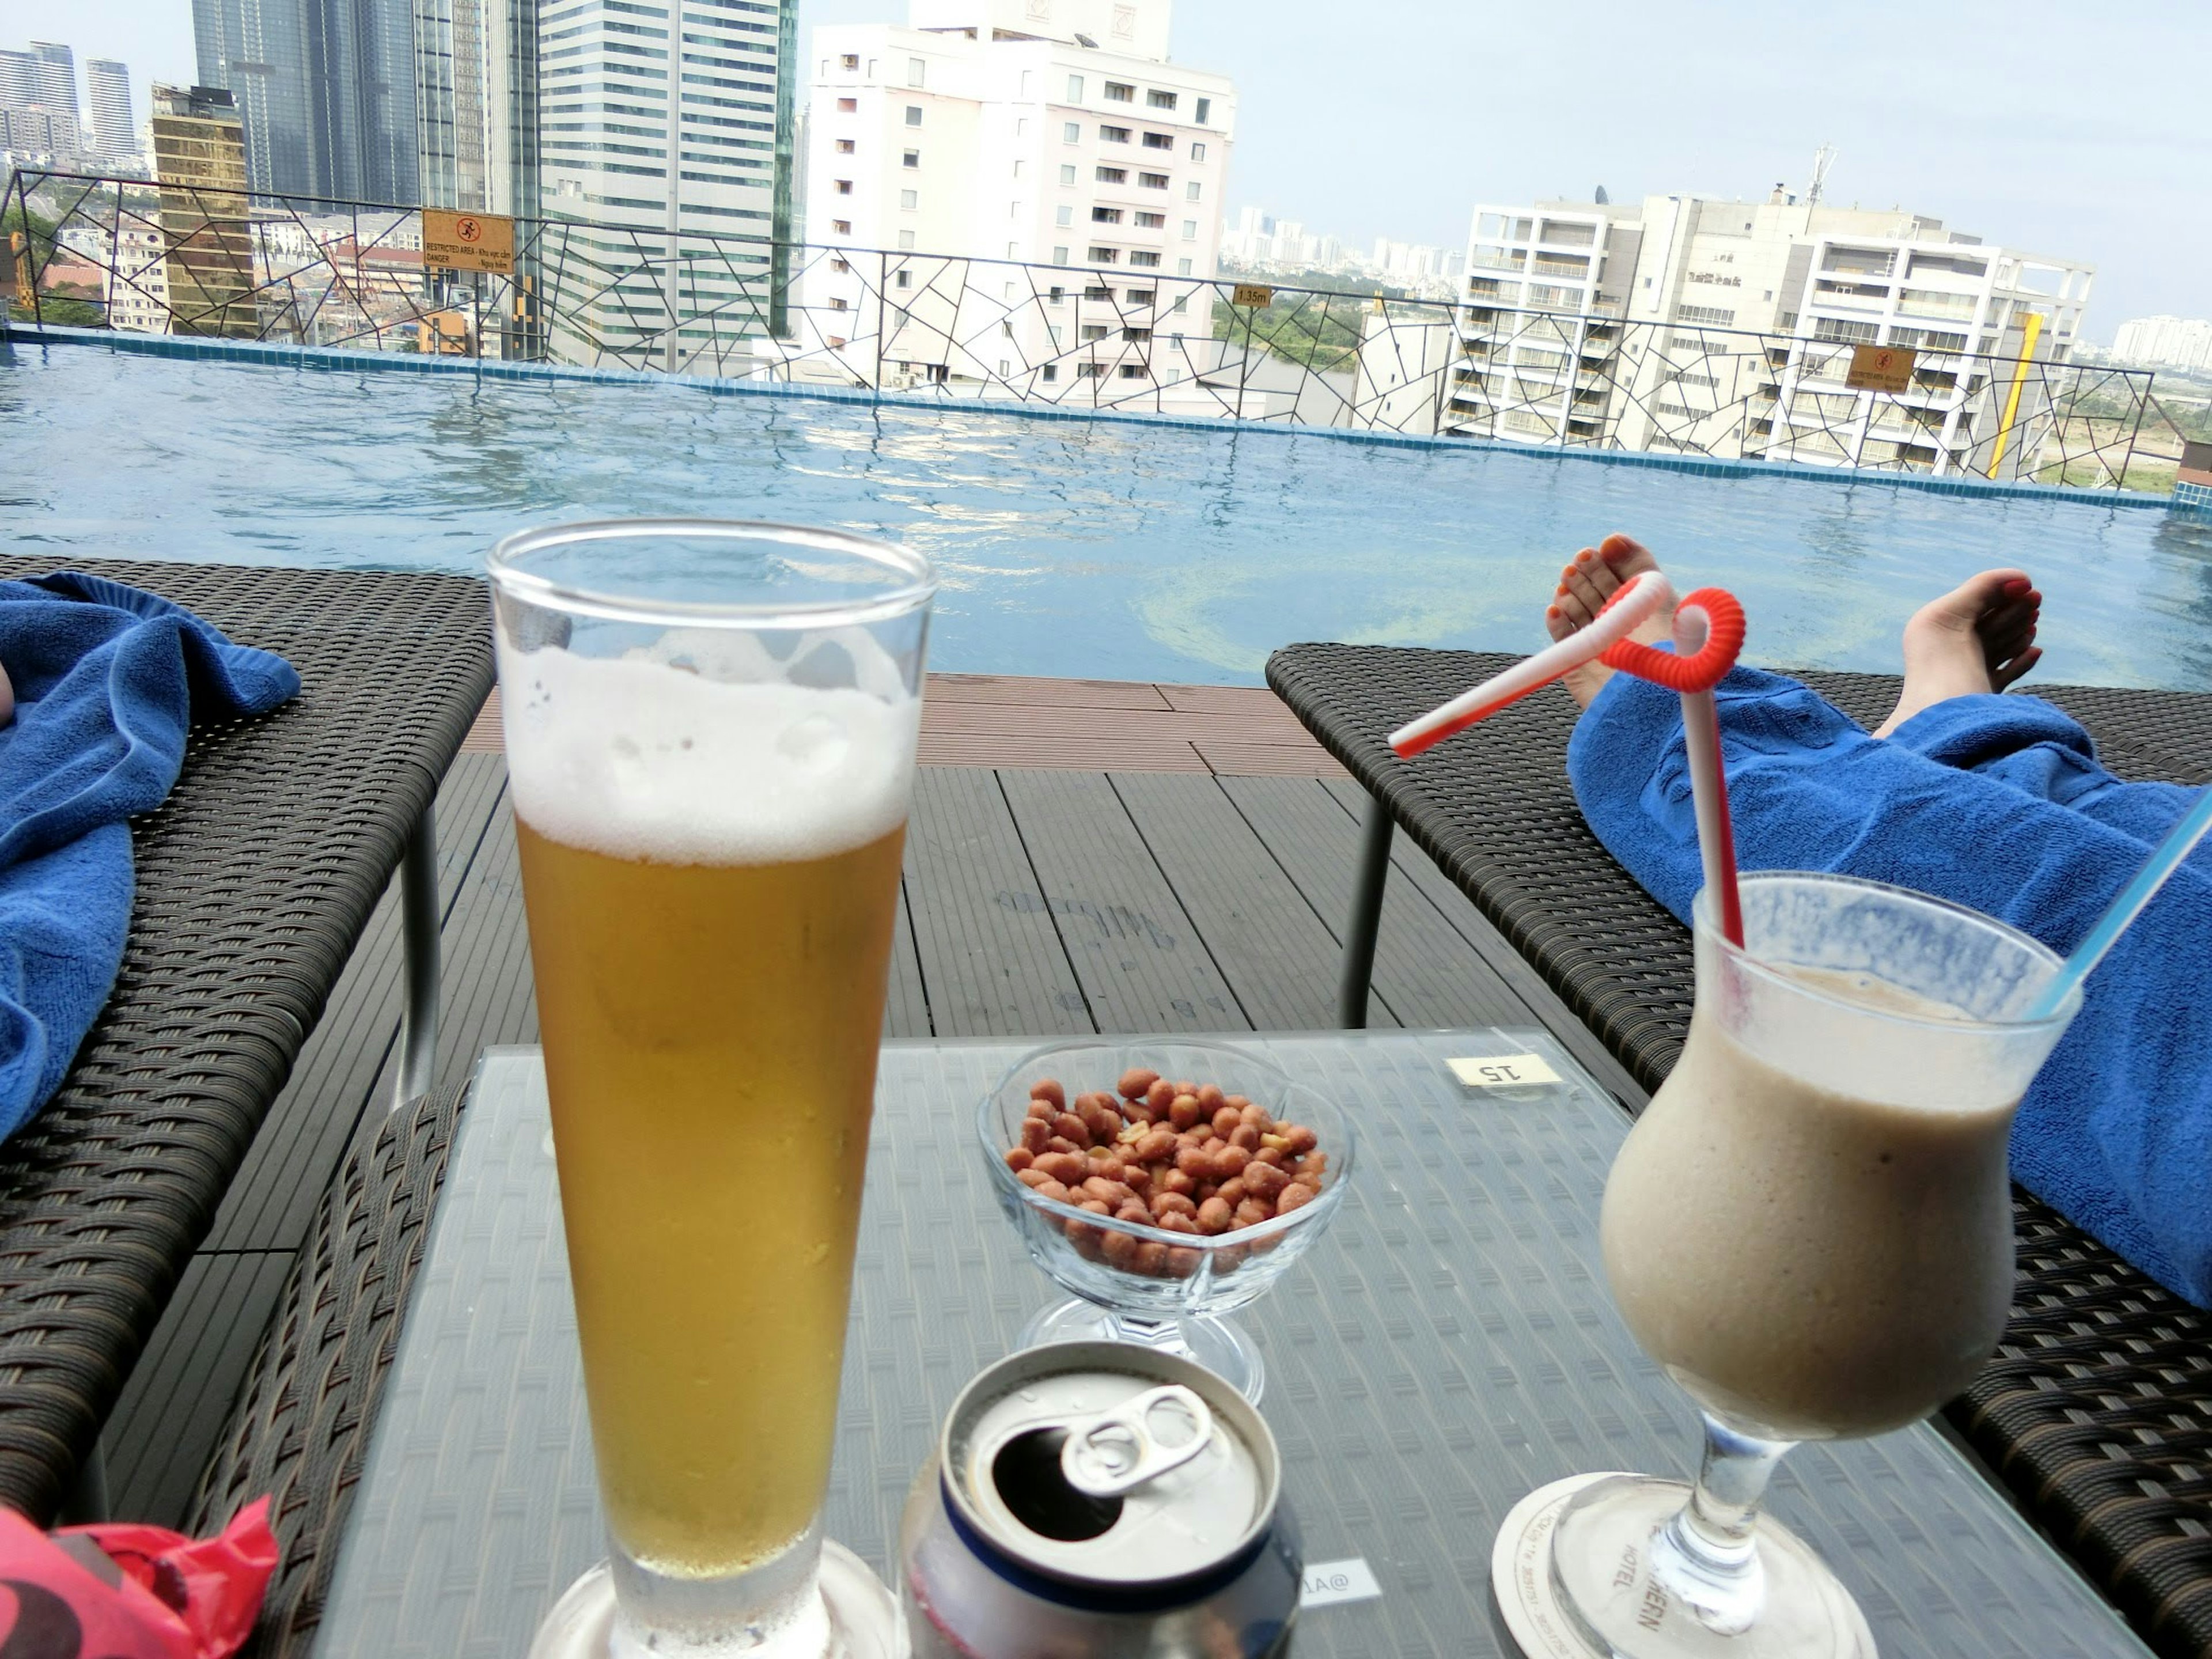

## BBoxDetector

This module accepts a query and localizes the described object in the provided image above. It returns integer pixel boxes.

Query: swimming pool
[7,337,2210,691]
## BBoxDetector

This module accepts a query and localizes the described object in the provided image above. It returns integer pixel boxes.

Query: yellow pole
[1987,309,2043,478]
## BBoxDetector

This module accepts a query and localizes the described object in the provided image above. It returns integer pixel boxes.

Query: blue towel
[0,572,300,1135]
[1568,665,2212,1309]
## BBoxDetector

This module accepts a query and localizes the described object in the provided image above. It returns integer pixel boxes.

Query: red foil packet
[0,1498,278,1658]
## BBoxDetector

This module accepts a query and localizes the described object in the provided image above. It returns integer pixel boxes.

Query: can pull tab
[1059,1385,1213,1499]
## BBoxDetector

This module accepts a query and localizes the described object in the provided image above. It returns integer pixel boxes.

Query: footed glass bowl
[978,1038,1356,1402]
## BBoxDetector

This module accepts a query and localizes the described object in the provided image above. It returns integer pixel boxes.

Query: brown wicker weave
[1268,642,2212,1659]
[190,1081,467,1659]
[0,558,491,1523]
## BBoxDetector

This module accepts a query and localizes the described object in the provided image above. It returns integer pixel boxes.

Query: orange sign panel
[423,209,516,275]
[1845,343,1916,393]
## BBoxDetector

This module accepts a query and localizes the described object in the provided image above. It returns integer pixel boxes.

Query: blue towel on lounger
[1568,664,2212,1309]
[0,571,300,1137]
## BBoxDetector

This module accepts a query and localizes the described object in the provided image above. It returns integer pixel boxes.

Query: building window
[903,149,919,168]
[1139,171,1168,189]
[1119,362,1146,378]
[831,257,851,272]
[1059,164,1077,185]
[906,105,922,126]
[1675,304,1737,327]
[1011,201,1023,217]
[832,219,851,234]
[829,336,847,349]
[1176,258,1192,275]
[1054,245,1070,265]
[1041,363,1059,381]
[895,269,912,287]
[1134,211,1164,228]
[1080,362,1103,378]
[836,97,856,112]
[1062,121,1080,143]
[1146,89,1177,109]
[1124,325,1151,340]
[828,297,849,310]
[836,139,855,153]
[999,359,1011,376]
[840,53,858,69]
[1100,125,1130,142]
[1142,132,1172,150]
[1096,166,1126,183]
[1055,204,1073,226]
[1048,286,1065,304]
[1082,323,1109,342]
[1126,288,1154,304]
[1194,97,1211,124]
[1088,246,1120,263]
[1128,250,1160,267]
[1085,285,1113,300]
[1185,181,1201,200]
[1012,159,1024,176]
[1180,219,1196,238]
[1190,142,1206,162]
[1092,207,1123,224]
[908,58,926,86]
[1066,74,1084,101]
[901,189,918,209]
[899,229,916,249]
[1105,81,1134,101]
[835,179,853,194]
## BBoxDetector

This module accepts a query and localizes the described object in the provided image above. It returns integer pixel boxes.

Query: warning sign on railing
[423,209,515,275]
[1230,283,1274,308]
[1845,343,1916,393]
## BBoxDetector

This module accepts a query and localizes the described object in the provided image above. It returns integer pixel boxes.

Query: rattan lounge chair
[1268,642,2212,1659]
[0,556,491,1524]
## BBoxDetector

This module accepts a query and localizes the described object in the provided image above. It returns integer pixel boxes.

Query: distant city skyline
[31,0,2212,340]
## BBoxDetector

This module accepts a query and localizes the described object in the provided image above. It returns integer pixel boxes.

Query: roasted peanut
[1134,1240,1170,1277]
[1119,1067,1161,1100]
[1134,1128,1177,1164]
[1168,1093,1204,1131]
[1242,1162,1290,1200]
[1215,1145,1251,1179]
[1081,1175,1137,1208]
[1020,1118,1051,1153]
[1156,1209,1199,1234]
[1145,1078,1176,1113]
[1114,1200,1153,1227]
[1045,1135,1079,1156]
[1233,1197,1273,1228]
[1122,1164,1153,1196]
[1280,1124,1318,1154]
[1277,1181,1318,1215]
[1029,1078,1067,1109]
[1052,1112,1092,1148]
[1005,1146,1035,1172]
[1033,1152,1085,1185]
[1162,1169,1198,1198]
[1026,1099,1056,1122]
[1253,1146,1285,1167]
[1210,1106,1243,1139]
[1195,1083,1227,1111]
[1196,1196,1234,1235]
[1166,1245,1203,1278]
[1175,1145,1211,1179]
[1152,1191,1198,1219]
[1239,1103,1268,1130]
[1228,1123,1260,1152]
[1100,1228,1141,1270]
[1215,1177,1247,1209]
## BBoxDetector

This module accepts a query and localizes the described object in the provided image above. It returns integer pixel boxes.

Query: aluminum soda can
[899,1341,1301,1658]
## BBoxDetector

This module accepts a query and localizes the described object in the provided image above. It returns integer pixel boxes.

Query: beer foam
[499,642,918,865]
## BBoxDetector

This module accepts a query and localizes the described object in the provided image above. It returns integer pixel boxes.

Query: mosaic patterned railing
[5,166,2179,490]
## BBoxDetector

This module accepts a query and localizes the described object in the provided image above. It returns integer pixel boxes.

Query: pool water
[7,340,2211,691]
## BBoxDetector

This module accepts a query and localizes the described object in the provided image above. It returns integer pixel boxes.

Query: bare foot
[1871,569,2043,737]
[1544,533,1673,709]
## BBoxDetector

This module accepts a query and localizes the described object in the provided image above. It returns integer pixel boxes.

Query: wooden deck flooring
[103,675,1635,1528]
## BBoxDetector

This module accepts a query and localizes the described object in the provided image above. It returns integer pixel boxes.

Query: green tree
[3,191,108,328]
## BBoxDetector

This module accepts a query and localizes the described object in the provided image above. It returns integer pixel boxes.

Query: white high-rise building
[85,58,135,165]
[797,0,1233,393]
[0,41,83,161]
[540,0,796,371]
[2111,316,2212,373]
[1430,190,2092,476]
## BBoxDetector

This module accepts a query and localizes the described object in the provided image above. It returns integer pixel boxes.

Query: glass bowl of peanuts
[979,1038,1355,1403]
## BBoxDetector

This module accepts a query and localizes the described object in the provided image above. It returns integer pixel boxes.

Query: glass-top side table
[312,1031,2146,1659]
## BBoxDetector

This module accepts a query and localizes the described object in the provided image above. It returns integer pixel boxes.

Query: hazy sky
[23,0,2208,338]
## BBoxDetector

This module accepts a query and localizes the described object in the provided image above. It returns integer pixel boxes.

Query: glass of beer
[489,520,933,1658]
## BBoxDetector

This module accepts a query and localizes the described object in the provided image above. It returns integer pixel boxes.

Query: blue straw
[2029,786,2212,1019]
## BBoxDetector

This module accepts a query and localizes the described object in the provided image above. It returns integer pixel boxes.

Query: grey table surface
[311,1032,2148,1659]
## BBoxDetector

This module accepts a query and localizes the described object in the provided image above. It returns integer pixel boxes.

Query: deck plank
[925,674,1171,710]
[903,768,1093,1037]
[1318,781,1650,1109]
[103,1252,291,1529]
[998,770,1247,1032]
[1110,773,1385,1033]
[1218,776,1538,1030]
[884,881,931,1039]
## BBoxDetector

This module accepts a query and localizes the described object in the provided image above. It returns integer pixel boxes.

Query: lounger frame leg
[396,802,441,1110]
[1338,792,1393,1028]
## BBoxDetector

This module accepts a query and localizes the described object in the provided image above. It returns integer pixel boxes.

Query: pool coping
[2,320,2169,512]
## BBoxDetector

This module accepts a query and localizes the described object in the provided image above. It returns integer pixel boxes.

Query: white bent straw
[1387,571,1676,757]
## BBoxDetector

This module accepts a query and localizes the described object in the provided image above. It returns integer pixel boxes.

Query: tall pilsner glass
[490,521,933,1659]
[1547,872,2080,1658]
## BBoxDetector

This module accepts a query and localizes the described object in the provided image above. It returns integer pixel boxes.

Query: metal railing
[4,166,2186,491]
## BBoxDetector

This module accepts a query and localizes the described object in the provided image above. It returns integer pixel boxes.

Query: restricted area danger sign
[423,209,516,275]
[1845,342,1916,393]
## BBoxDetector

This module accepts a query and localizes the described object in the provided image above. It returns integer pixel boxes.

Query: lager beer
[493,522,931,1658]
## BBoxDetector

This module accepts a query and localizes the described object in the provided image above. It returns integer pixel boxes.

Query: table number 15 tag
[1448,1053,1562,1089]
